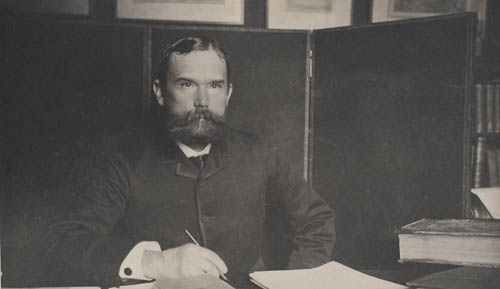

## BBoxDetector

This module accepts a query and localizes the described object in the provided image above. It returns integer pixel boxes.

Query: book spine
[487,143,498,186]
[474,136,487,188]
[496,83,500,133]
[476,84,486,134]
[496,146,500,189]
[487,84,496,133]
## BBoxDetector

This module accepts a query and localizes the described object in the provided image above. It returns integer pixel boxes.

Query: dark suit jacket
[44,128,335,286]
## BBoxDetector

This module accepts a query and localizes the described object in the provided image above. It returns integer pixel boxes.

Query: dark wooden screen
[312,14,474,268]
[1,19,145,285]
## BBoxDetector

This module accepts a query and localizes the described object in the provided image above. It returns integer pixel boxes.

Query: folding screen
[1,12,475,286]
[312,14,474,268]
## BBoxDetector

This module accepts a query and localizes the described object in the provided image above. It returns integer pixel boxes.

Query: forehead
[167,49,227,80]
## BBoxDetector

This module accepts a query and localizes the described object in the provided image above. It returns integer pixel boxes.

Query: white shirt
[118,142,212,280]
[176,141,212,158]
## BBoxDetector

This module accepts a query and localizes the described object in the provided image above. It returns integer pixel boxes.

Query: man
[44,37,335,287]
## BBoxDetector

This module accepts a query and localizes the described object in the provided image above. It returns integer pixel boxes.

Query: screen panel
[151,27,309,178]
[312,14,473,268]
[1,19,145,285]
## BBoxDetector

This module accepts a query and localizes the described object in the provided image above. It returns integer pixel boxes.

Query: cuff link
[124,267,133,276]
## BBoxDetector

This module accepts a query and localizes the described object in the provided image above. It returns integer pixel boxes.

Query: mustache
[167,108,226,134]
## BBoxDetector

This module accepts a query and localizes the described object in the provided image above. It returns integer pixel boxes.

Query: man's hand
[141,243,228,280]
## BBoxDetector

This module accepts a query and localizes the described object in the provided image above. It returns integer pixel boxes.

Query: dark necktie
[188,155,208,169]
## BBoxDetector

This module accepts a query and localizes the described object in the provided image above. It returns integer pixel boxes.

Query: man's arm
[265,145,336,269]
[43,153,227,286]
[43,153,138,286]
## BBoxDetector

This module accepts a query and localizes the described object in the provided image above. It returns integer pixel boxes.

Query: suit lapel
[159,136,199,179]
[200,152,225,180]
[175,158,201,179]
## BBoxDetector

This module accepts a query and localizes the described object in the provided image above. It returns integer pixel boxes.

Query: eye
[210,82,223,89]
[180,81,192,88]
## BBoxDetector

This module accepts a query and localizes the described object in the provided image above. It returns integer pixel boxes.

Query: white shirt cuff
[119,241,161,280]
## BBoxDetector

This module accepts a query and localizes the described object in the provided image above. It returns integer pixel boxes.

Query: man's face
[160,49,232,146]
[166,49,231,116]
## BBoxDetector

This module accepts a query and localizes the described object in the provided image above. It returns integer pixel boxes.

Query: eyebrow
[175,77,226,84]
[175,77,195,83]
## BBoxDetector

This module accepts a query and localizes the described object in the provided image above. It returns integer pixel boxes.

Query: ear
[226,83,233,107]
[153,79,165,106]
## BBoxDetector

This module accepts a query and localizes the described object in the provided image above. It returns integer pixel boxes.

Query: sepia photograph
[1,1,500,289]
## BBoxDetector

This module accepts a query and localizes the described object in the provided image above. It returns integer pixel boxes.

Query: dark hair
[157,36,231,89]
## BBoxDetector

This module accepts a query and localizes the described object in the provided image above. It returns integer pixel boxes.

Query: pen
[185,229,228,281]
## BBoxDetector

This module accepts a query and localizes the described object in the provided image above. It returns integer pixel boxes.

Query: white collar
[176,141,212,158]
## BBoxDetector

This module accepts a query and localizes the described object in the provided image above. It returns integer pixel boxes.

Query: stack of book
[397,218,500,288]
[398,218,500,268]
[473,82,500,188]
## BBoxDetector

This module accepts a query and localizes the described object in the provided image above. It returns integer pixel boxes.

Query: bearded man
[44,37,335,287]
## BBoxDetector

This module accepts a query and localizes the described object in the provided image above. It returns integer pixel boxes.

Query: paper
[154,274,234,289]
[471,187,500,219]
[249,261,408,289]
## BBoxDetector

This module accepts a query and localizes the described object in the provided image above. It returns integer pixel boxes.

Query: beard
[166,107,227,147]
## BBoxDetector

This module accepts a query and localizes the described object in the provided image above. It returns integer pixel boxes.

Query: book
[486,84,496,133]
[496,147,500,187]
[495,83,500,133]
[249,260,408,289]
[406,266,500,289]
[475,84,486,134]
[398,219,500,268]
[486,146,498,186]
[473,137,486,188]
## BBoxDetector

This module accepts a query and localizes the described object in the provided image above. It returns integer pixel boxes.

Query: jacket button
[202,215,211,222]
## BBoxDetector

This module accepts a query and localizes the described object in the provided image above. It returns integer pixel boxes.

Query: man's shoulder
[89,133,156,169]
[223,127,265,149]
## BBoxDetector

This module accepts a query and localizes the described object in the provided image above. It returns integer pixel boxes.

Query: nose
[194,86,209,107]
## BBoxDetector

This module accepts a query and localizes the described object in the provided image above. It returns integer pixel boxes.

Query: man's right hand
[141,243,228,280]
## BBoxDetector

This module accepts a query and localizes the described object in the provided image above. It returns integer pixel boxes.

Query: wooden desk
[0,263,457,289]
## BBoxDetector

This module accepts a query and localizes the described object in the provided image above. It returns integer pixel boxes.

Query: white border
[0,0,89,15]
[372,0,487,23]
[267,0,352,30]
[116,0,244,25]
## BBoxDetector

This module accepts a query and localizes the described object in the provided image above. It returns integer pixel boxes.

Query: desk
[1,263,457,289]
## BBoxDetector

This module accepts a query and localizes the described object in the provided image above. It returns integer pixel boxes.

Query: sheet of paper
[250,261,407,289]
[154,274,234,289]
[472,187,500,219]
